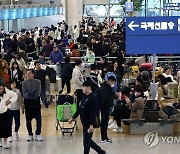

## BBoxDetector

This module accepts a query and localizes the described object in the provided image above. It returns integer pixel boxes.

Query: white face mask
[134,92,138,97]
[111,84,115,88]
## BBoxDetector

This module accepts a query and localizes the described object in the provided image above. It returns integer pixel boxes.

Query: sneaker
[0,141,2,147]
[108,121,118,129]
[108,119,114,125]
[27,135,33,141]
[101,139,107,143]
[3,143,9,149]
[113,127,124,133]
[107,138,112,143]
[159,110,169,120]
[170,113,180,121]
[35,135,43,141]
[8,136,13,142]
[101,138,112,143]
[15,132,19,140]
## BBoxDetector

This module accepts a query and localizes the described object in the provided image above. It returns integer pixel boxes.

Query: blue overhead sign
[125,2,134,12]
[164,3,180,11]
[126,16,180,54]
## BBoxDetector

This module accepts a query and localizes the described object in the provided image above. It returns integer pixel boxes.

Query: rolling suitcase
[141,63,153,71]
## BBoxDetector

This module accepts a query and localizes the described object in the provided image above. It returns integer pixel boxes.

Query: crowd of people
[0,18,179,154]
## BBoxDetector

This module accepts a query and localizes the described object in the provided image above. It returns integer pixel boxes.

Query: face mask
[111,84,115,88]
[134,93,138,97]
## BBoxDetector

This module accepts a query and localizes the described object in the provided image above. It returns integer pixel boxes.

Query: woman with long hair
[0,83,17,149]
[8,61,24,92]
[10,52,27,78]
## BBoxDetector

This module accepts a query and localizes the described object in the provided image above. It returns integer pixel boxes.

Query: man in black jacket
[92,37,102,56]
[117,49,126,78]
[59,56,73,94]
[3,34,12,52]
[100,39,111,56]
[97,76,117,143]
[25,32,35,56]
[37,34,43,51]
[34,61,48,108]
[68,81,106,154]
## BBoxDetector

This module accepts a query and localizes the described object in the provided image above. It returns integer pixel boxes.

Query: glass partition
[141,0,180,16]
[84,5,108,16]
[83,0,180,22]
[110,5,124,16]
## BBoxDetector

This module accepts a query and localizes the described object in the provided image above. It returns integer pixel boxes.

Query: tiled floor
[1,135,180,154]
[1,103,180,154]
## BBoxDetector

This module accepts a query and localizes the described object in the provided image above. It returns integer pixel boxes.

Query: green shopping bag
[57,103,77,121]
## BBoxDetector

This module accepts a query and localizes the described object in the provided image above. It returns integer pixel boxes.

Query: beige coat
[127,97,146,119]
[72,66,84,90]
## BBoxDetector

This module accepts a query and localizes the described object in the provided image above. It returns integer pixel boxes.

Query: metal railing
[27,49,180,64]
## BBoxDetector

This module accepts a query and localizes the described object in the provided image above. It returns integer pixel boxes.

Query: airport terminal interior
[0,0,180,154]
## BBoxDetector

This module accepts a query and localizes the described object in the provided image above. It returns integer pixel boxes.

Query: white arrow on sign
[128,21,139,31]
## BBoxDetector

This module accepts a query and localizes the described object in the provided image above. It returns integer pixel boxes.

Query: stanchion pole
[152,53,156,100]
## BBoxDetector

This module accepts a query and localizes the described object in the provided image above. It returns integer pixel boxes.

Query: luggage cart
[45,76,62,106]
[56,94,78,135]
[45,76,54,105]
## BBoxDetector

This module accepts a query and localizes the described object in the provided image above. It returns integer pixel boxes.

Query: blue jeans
[9,110,20,136]
[163,106,178,118]
[26,111,42,136]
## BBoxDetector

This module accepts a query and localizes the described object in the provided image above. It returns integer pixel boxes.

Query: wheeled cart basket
[56,94,78,135]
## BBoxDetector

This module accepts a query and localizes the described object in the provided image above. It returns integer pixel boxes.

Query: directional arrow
[128,21,139,31]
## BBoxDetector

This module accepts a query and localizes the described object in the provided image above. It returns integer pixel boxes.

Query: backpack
[85,73,99,92]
